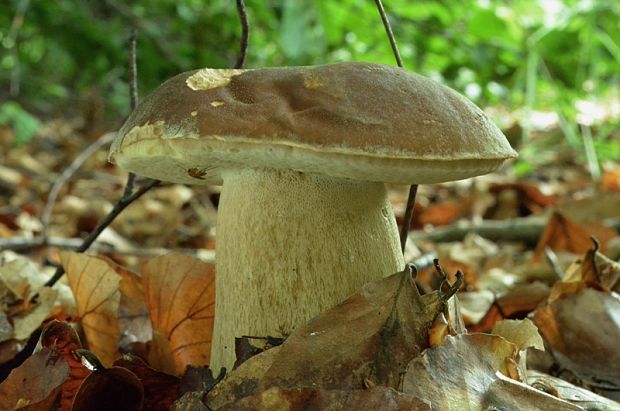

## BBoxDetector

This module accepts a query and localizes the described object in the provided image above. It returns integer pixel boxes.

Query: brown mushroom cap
[109,62,517,185]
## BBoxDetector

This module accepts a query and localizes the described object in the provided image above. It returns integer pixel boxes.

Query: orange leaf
[142,254,215,375]
[39,320,90,411]
[532,212,616,262]
[60,252,121,367]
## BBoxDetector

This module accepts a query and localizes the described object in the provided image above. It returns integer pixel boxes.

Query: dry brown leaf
[12,287,57,340]
[60,252,121,367]
[142,253,215,375]
[533,212,616,261]
[402,333,579,410]
[71,366,144,411]
[573,242,620,291]
[115,261,151,345]
[418,199,471,227]
[114,354,180,411]
[470,282,550,332]
[207,269,443,409]
[0,346,70,411]
[38,321,89,411]
[491,319,544,353]
[533,288,620,392]
[528,370,620,410]
[219,386,431,411]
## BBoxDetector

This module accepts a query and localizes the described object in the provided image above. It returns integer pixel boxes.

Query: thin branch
[373,0,403,67]
[42,29,162,288]
[129,28,139,111]
[0,236,214,261]
[373,0,418,255]
[399,184,418,253]
[40,132,115,241]
[234,0,249,69]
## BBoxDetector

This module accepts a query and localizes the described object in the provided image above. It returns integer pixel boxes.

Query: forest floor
[0,114,619,409]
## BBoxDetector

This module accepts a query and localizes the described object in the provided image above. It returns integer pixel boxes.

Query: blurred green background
[1,0,619,173]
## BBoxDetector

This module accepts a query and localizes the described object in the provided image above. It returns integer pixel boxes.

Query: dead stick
[234,0,249,69]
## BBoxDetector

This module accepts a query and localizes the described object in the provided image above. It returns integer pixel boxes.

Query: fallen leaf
[533,288,620,393]
[60,252,121,367]
[0,346,69,411]
[207,268,443,409]
[39,321,90,411]
[219,386,431,411]
[484,370,582,410]
[601,165,620,192]
[114,354,180,411]
[72,365,144,411]
[418,199,470,227]
[142,253,215,375]
[533,212,616,261]
[12,287,58,340]
[470,282,550,332]
[402,333,579,410]
[528,370,620,410]
[491,319,544,353]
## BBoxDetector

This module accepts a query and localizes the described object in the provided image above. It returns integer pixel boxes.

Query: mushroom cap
[109,62,517,185]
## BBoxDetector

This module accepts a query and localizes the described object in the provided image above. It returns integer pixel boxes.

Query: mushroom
[109,62,517,370]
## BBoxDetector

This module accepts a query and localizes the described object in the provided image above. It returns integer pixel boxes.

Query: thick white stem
[210,168,404,370]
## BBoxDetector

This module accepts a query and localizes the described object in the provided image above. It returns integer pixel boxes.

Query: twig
[399,184,418,253]
[373,0,418,255]
[42,29,161,288]
[373,0,403,67]
[0,236,214,262]
[40,132,115,241]
[234,0,249,69]
[129,28,139,111]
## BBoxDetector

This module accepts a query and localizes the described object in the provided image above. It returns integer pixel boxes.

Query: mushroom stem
[211,167,405,370]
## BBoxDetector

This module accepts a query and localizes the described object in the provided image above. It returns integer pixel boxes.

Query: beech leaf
[60,252,121,367]
[142,253,215,375]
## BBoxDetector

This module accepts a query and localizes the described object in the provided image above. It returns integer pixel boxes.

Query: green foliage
[0,101,41,145]
[1,0,618,165]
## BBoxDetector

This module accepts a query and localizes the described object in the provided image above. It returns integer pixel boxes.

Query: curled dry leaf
[142,253,215,375]
[533,212,616,262]
[12,287,57,340]
[114,354,180,411]
[0,346,70,411]
[72,366,144,411]
[533,288,620,393]
[60,252,121,367]
[428,313,449,347]
[402,333,579,410]
[491,319,544,353]
[528,370,620,410]
[208,269,443,409]
[219,386,431,411]
[470,282,550,332]
[39,321,90,411]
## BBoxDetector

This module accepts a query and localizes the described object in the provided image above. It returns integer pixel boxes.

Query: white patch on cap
[186,68,246,91]
[210,101,224,107]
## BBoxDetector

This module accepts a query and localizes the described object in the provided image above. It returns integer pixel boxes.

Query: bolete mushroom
[109,62,517,370]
